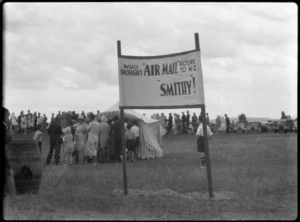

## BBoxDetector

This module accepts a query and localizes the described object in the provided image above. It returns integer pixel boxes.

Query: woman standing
[98,115,110,163]
[73,115,88,164]
[10,112,18,133]
[84,113,101,165]
[20,112,27,135]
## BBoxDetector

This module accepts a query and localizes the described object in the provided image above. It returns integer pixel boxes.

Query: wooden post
[194,33,200,51]
[120,107,128,196]
[195,33,213,198]
[201,106,213,198]
[117,40,128,196]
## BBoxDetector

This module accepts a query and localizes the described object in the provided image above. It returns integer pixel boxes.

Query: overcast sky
[3,2,297,120]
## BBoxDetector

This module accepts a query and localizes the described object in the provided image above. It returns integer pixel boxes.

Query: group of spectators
[9,110,48,134]
[45,110,140,166]
[6,109,140,166]
[151,111,211,135]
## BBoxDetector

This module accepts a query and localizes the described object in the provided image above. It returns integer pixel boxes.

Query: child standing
[196,117,213,168]
[62,126,74,166]
[33,124,43,154]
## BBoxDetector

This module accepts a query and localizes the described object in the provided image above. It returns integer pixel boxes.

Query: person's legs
[46,140,55,165]
[134,137,139,160]
[200,152,205,167]
[92,156,97,165]
[38,141,42,154]
[78,150,84,164]
[73,150,79,164]
[54,140,61,165]
[68,153,73,166]
[115,138,122,162]
[97,148,104,163]
[104,146,108,162]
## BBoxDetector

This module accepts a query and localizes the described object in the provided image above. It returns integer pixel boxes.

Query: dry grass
[2,132,297,220]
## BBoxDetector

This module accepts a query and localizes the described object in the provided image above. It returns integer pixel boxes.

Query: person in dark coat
[225,114,231,134]
[167,113,173,135]
[186,111,190,129]
[181,112,186,134]
[109,115,122,162]
[46,116,63,165]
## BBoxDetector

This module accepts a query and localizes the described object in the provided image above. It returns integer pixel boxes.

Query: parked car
[245,122,262,134]
[275,119,294,133]
[266,121,276,133]
[260,121,269,133]
[233,122,246,134]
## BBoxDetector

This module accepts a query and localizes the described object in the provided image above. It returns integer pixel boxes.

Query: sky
[2,2,298,120]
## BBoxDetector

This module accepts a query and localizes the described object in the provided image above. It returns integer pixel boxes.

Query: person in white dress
[10,112,18,133]
[20,113,27,135]
[73,115,88,164]
[98,115,110,163]
[84,113,101,165]
[62,126,74,166]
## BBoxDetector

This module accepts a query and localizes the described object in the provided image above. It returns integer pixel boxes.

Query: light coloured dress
[62,128,74,165]
[84,120,101,157]
[21,115,27,130]
[10,113,18,126]
[63,133,74,153]
[99,121,110,148]
[74,123,88,152]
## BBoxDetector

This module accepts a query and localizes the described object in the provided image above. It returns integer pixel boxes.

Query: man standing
[206,113,210,127]
[192,113,198,133]
[186,111,190,130]
[96,110,101,122]
[225,114,231,134]
[109,115,122,162]
[98,115,110,163]
[46,117,63,165]
[181,112,186,134]
[33,112,37,130]
[167,113,173,135]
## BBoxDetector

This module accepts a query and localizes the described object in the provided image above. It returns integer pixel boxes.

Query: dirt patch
[112,188,237,200]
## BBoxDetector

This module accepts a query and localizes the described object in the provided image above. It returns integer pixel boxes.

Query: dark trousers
[114,138,122,161]
[226,125,230,133]
[47,139,61,165]
[73,150,79,164]
[37,141,42,154]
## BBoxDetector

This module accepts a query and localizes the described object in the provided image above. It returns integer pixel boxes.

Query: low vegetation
[3,132,297,220]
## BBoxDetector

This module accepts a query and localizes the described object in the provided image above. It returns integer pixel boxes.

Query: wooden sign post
[117,33,213,198]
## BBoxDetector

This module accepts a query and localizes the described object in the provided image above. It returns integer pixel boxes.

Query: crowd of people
[150,111,213,135]
[9,110,49,135]
[5,108,227,167]
[3,107,219,196]
[6,109,141,167]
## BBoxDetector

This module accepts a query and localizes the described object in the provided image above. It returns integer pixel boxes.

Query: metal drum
[6,140,42,194]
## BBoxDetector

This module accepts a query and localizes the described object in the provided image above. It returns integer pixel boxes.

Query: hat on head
[63,127,71,134]
[101,115,107,122]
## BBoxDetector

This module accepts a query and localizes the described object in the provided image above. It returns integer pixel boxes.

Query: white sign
[118,50,205,108]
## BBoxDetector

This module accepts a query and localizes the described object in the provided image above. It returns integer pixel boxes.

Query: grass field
[3,131,297,220]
